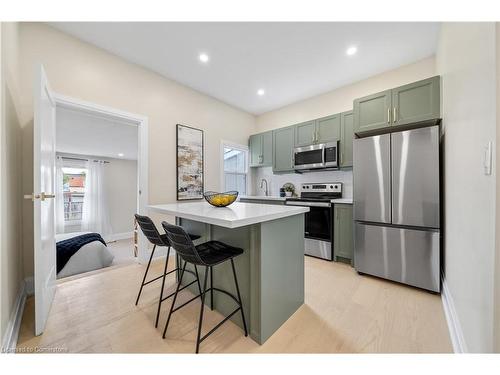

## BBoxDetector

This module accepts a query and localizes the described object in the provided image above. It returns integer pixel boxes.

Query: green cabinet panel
[261,131,273,166]
[340,110,354,168]
[316,113,341,143]
[334,204,354,265]
[249,131,273,167]
[273,126,295,173]
[353,76,441,135]
[353,89,392,134]
[249,134,263,167]
[392,76,440,126]
[239,198,285,205]
[294,120,316,147]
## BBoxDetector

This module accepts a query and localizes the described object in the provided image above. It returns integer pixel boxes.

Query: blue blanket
[56,233,107,273]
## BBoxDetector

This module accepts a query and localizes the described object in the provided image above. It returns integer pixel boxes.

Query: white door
[33,65,57,335]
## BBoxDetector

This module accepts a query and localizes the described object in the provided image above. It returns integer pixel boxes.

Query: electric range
[285,183,342,260]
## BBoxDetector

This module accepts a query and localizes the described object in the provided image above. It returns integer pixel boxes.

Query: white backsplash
[250,167,353,198]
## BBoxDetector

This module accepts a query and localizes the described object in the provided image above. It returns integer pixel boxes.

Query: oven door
[294,144,325,170]
[304,205,332,241]
[286,200,333,260]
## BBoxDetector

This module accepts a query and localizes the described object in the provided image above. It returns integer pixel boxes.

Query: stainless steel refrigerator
[353,125,440,292]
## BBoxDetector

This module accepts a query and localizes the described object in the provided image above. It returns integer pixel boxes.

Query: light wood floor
[17,256,452,353]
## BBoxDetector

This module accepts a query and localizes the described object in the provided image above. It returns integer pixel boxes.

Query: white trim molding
[1,278,32,353]
[52,93,149,265]
[441,273,468,353]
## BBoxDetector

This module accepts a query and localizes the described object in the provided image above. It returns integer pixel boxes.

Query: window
[222,144,248,195]
[62,167,87,222]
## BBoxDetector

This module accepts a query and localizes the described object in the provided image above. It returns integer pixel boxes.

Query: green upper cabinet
[340,110,354,168]
[273,126,295,173]
[261,131,273,166]
[353,76,441,135]
[295,116,341,146]
[334,203,354,265]
[316,113,341,143]
[392,76,440,126]
[249,131,273,167]
[249,134,263,167]
[294,120,316,147]
[353,89,392,134]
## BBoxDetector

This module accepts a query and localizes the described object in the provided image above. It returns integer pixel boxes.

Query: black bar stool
[134,214,201,327]
[161,221,248,353]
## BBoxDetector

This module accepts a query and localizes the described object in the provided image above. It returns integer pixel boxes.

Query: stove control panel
[301,183,342,193]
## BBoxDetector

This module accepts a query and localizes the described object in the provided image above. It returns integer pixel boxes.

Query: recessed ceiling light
[346,46,358,56]
[199,53,209,63]
[118,153,124,157]
[257,89,265,96]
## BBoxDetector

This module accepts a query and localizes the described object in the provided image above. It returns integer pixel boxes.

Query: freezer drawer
[354,223,440,292]
[353,134,391,224]
[391,125,440,228]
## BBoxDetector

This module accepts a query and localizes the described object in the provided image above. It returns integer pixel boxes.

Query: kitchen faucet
[260,178,269,196]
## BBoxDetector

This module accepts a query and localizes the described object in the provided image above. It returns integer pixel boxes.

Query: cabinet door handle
[393,107,397,123]
[387,108,391,124]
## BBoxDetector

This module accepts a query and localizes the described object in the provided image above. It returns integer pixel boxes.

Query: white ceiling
[56,106,138,160]
[50,22,440,115]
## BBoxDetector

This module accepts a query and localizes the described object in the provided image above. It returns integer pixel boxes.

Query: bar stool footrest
[199,307,242,343]
[160,279,198,302]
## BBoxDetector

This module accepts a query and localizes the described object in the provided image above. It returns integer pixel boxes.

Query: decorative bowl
[204,191,238,207]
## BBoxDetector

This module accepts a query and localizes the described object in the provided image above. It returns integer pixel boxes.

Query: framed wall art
[176,124,204,200]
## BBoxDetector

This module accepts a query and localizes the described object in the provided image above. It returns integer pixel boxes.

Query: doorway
[53,94,150,267]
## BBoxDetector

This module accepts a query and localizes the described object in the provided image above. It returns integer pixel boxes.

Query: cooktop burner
[289,182,343,201]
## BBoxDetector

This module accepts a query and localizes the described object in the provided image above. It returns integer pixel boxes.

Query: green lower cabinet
[334,204,354,265]
[340,110,353,168]
[273,126,295,173]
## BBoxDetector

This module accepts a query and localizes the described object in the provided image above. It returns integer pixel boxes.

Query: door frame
[52,93,150,264]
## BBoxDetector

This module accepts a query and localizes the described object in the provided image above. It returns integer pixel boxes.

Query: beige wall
[255,57,436,132]
[17,23,256,277]
[437,23,497,353]
[0,22,24,343]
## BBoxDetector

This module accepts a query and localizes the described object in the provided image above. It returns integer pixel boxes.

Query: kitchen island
[148,201,309,344]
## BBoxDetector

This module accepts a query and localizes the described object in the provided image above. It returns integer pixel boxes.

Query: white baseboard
[441,273,468,353]
[1,278,31,353]
[105,231,133,242]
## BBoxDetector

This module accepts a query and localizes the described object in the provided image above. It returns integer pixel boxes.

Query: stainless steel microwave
[293,141,339,172]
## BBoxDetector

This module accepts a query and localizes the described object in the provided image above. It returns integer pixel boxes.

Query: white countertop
[330,198,353,204]
[239,195,287,201]
[149,201,309,229]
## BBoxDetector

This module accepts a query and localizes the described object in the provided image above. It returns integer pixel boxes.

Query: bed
[56,232,115,279]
